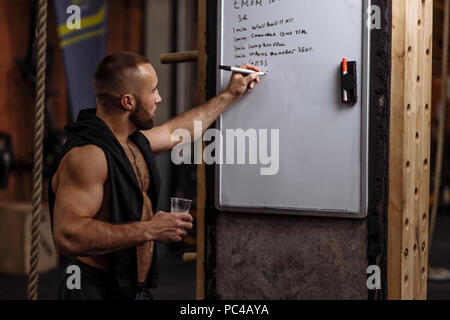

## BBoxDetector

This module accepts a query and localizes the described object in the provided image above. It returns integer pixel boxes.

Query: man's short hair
[94,52,150,107]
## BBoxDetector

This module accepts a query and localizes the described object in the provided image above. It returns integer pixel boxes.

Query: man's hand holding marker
[219,63,264,98]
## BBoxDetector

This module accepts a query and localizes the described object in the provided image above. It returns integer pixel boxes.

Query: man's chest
[121,140,150,193]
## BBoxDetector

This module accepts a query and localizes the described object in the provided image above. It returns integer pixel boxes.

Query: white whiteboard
[216,0,370,217]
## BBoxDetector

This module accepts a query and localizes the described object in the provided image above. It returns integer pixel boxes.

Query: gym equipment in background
[0,133,14,189]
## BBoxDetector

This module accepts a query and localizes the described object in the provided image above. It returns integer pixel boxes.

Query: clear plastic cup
[170,197,192,213]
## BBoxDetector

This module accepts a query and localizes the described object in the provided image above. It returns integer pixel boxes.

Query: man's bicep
[54,174,104,221]
[53,146,107,228]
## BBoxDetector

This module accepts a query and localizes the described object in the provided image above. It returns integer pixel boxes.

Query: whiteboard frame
[215,0,371,219]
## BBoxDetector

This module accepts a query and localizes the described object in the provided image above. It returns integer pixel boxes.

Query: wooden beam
[416,0,433,299]
[160,50,199,64]
[388,0,432,300]
[182,252,197,262]
[195,0,207,300]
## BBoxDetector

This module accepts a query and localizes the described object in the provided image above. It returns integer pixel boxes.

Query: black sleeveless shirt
[48,108,161,299]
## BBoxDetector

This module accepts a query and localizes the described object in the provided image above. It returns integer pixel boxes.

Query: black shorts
[57,258,153,300]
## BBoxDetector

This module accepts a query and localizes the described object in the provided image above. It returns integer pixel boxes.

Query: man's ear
[120,94,135,111]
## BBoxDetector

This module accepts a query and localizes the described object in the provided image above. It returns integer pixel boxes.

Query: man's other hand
[224,63,261,99]
[148,211,193,242]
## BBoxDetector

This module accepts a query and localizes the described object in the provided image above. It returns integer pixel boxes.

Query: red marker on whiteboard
[342,58,348,103]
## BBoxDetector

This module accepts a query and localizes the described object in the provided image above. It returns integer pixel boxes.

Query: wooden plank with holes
[415,0,433,300]
[403,0,419,300]
[414,0,425,299]
[389,0,432,300]
[421,0,433,299]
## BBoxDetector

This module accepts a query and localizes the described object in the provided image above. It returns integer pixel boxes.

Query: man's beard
[129,96,154,130]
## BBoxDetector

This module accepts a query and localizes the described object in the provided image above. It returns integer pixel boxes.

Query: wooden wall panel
[388,0,432,300]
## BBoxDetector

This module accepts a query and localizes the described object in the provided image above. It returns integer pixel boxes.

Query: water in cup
[170,197,192,213]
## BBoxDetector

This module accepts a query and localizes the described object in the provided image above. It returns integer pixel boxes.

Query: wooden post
[388,0,433,300]
[157,0,207,299]
[195,0,207,300]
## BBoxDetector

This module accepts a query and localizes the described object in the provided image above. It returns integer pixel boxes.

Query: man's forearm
[165,91,237,141]
[56,218,152,256]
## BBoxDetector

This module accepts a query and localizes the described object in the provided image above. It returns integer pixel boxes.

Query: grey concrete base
[214,212,368,300]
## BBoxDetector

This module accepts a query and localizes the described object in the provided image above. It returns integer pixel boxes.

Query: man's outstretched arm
[144,64,261,154]
[52,145,192,256]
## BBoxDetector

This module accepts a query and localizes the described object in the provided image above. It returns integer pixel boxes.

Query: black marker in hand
[219,65,265,76]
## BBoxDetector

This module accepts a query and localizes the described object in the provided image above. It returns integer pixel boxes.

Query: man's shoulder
[51,144,108,194]
[63,144,106,162]
[58,144,108,181]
